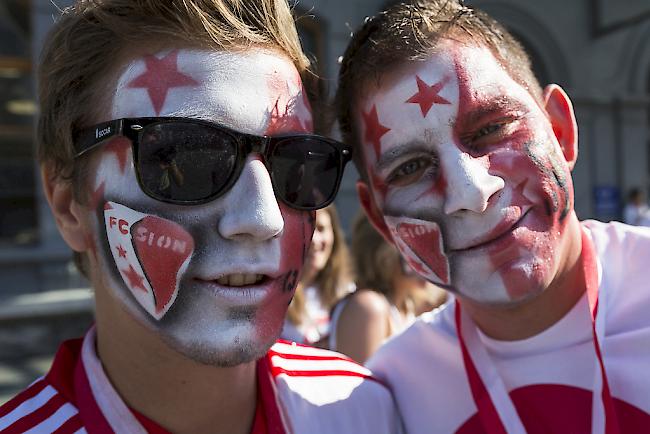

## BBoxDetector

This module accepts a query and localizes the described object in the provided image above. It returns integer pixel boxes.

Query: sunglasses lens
[270,138,341,209]
[136,122,237,203]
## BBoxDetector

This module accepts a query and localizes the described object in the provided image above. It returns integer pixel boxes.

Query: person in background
[623,187,650,226]
[329,211,447,363]
[282,205,354,344]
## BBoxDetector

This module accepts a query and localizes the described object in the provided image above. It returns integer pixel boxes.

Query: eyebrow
[457,96,529,129]
[375,141,433,172]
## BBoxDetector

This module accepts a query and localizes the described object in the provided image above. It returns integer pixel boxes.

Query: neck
[94,292,257,434]
[459,215,586,341]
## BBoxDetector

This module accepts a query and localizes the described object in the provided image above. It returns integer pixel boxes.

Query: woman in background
[330,212,447,363]
[282,205,353,344]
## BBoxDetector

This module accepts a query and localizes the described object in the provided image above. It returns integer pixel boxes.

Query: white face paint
[86,48,314,366]
[356,42,574,305]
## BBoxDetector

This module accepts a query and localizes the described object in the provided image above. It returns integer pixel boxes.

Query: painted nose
[441,149,505,215]
[218,156,284,240]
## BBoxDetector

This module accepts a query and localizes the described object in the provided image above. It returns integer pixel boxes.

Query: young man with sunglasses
[0,1,401,433]
[336,1,650,433]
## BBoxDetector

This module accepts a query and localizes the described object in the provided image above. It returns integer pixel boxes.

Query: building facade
[1,0,650,296]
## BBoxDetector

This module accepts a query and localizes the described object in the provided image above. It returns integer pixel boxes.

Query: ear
[356,180,395,245]
[543,84,578,170]
[41,165,88,252]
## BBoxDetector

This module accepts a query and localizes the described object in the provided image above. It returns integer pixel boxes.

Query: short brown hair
[38,0,310,274]
[335,0,543,178]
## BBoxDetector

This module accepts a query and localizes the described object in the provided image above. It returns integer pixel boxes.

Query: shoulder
[582,220,650,281]
[582,220,650,333]
[341,289,391,321]
[0,377,82,433]
[583,219,650,256]
[269,341,402,433]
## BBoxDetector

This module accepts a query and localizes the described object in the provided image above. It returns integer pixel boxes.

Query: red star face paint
[355,41,574,305]
[86,48,314,365]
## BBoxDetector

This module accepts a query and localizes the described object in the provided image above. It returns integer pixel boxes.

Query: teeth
[216,274,264,287]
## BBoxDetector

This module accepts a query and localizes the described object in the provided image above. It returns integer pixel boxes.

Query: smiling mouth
[452,209,532,253]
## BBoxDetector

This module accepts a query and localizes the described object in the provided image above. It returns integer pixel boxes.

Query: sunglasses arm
[74,118,126,158]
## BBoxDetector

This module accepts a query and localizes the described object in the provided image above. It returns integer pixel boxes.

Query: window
[0,0,37,247]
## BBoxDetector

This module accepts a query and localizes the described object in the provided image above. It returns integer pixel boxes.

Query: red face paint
[362,104,392,160]
[132,216,194,315]
[127,50,198,115]
[104,202,195,319]
[406,75,451,117]
[356,41,576,304]
[265,68,312,135]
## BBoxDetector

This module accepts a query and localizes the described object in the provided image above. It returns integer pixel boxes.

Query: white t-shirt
[368,220,650,433]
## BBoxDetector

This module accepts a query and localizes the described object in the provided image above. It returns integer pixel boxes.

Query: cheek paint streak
[103,137,131,174]
[104,201,195,320]
[127,50,198,116]
[385,216,450,285]
[370,170,389,201]
[415,172,448,202]
[450,56,538,301]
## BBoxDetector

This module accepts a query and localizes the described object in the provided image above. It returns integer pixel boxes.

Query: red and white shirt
[0,329,401,434]
[368,221,650,433]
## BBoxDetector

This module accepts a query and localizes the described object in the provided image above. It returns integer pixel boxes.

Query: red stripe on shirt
[1,393,67,434]
[0,379,48,418]
[268,350,357,363]
[270,366,371,379]
[53,414,84,434]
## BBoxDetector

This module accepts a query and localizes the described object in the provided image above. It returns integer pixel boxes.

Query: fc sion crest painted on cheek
[104,202,195,320]
[385,216,450,285]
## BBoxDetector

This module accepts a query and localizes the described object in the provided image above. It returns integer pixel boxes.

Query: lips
[451,207,532,253]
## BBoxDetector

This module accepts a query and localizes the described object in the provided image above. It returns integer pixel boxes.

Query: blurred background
[1,0,650,403]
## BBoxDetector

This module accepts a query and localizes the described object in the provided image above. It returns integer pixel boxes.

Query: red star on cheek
[362,105,391,160]
[406,75,451,117]
[122,264,147,292]
[127,50,198,115]
[116,245,127,259]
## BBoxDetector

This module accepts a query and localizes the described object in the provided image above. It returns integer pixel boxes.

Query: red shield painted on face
[131,216,195,315]
[396,222,450,285]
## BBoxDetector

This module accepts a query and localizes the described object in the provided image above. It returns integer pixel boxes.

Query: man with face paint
[336,1,650,433]
[0,1,404,433]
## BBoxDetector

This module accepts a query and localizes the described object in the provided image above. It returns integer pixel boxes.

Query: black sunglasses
[74,117,352,210]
